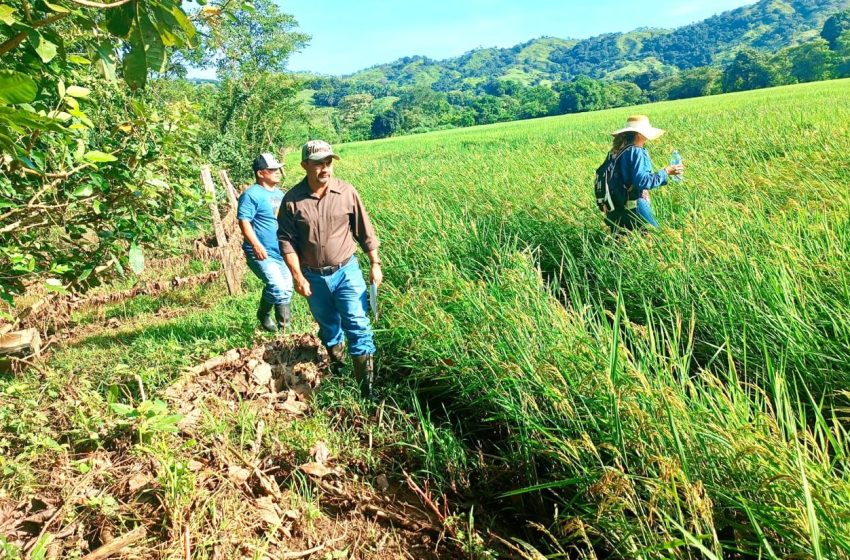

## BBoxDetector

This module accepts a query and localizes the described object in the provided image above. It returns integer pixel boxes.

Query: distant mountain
[340,0,849,89]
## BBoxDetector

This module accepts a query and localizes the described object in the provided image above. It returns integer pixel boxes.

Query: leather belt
[303,255,352,276]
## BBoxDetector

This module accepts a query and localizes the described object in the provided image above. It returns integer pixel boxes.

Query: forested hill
[341,0,849,88]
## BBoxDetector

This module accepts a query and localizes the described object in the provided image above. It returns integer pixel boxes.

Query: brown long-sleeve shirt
[277,177,379,268]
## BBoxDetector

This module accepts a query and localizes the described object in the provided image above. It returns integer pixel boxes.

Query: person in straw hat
[604,115,684,231]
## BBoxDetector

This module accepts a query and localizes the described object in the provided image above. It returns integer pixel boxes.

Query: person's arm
[365,249,382,287]
[238,220,268,260]
[283,251,312,298]
[623,148,668,193]
[237,192,268,260]
[353,194,382,287]
[277,199,312,297]
[349,188,382,285]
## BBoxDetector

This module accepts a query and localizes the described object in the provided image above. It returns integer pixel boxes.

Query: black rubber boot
[326,342,345,374]
[256,299,277,332]
[274,302,291,329]
[352,354,375,401]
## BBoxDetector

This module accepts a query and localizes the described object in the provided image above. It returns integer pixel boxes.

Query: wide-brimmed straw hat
[612,115,664,140]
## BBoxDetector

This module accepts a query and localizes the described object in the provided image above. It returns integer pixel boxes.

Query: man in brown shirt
[278,140,383,400]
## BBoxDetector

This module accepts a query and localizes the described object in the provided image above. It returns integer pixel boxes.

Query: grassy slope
[317,79,850,558]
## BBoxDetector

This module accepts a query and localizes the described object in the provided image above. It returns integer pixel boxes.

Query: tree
[371,109,403,138]
[517,85,559,119]
[186,0,308,78]
[338,93,374,126]
[0,0,310,305]
[0,0,205,304]
[603,81,644,108]
[787,39,834,83]
[654,67,722,100]
[557,76,606,113]
[187,0,312,181]
[721,49,778,92]
[821,9,850,50]
[834,31,850,77]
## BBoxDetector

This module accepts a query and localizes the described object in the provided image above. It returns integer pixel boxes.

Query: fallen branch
[404,471,457,539]
[186,349,242,376]
[281,535,346,559]
[80,525,146,560]
[226,443,282,500]
[183,524,191,560]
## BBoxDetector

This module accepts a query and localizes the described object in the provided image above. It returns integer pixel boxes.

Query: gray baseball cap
[252,153,283,173]
[301,140,340,162]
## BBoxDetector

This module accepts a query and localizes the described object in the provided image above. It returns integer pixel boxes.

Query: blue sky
[281,0,757,76]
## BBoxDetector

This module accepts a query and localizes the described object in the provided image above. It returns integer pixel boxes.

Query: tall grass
[303,80,850,557]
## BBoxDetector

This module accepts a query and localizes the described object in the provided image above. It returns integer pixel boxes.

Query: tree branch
[65,0,135,8]
[0,12,70,57]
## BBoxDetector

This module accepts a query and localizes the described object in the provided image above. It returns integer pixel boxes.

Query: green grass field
[3,79,849,559]
[307,79,850,558]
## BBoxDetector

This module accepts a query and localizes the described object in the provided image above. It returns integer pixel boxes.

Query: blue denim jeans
[636,198,659,228]
[303,256,375,357]
[245,253,294,305]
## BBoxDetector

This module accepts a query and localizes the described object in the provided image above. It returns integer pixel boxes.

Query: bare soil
[0,334,458,559]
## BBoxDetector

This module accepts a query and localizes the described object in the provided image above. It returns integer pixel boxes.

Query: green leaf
[66,85,90,98]
[57,80,65,98]
[106,4,133,37]
[44,1,70,13]
[123,29,147,89]
[47,110,71,121]
[45,278,68,294]
[0,106,64,133]
[83,151,116,163]
[69,108,93,127]
[112,256,124,276]
[67,54,91,65]
[29,532,53,560]
[0,70,37,105]
[139,8,166,73]
[241,2,255,12]
[0,4,17,25]
[110,402,135,416]
[71,184,93,197]
[96,42,117,82]
[30,32,58,64]
[172,6,197,44]
[128,242,144,275]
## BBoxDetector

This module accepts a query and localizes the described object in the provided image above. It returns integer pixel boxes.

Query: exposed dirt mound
[0,334,448,559]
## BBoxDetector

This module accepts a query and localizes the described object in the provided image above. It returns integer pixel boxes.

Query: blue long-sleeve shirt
[617,146,668,200]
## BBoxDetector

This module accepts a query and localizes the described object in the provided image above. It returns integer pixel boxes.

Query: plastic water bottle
[670,150,683,183]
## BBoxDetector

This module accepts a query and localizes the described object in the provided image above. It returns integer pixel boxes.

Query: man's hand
[369,263,383,288]
[252,244,268,261]
[294,274,312,298]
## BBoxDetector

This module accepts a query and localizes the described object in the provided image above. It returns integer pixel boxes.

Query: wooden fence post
[219,169,240,212]
[200,165,242,296]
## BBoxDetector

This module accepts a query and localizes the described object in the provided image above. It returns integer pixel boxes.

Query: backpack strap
[614,145,638,191]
